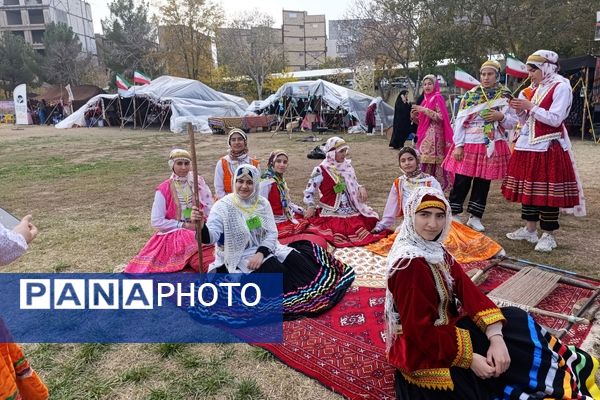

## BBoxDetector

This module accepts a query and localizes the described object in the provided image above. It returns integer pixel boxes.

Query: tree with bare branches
[159,0,224,83]
[216,10,285,100]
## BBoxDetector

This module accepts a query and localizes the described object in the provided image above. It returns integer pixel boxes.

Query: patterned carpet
[258,247,600,400]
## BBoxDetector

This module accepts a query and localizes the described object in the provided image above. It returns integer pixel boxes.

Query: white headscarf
[211,164,278,272]
[384,186,453,353]
[320,136,378,218]
[526,50,569,87]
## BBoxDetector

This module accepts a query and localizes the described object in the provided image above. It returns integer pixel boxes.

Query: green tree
[100,0,163,81]
[42,22,86,85]
[159,0,223,83]
[0,32,39,97]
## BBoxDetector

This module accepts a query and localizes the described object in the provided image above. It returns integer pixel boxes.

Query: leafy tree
[41,22,86,85]
[159,0,223,82]
[0,32,39,97]
[100,0,163,81]
[216,10,285,100]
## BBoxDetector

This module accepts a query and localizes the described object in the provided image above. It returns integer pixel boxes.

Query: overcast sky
[87,0,353,35]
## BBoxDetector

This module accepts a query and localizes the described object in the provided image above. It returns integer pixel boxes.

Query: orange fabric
[393,178,403,217]
[366,220,502,264]
[221,157,260,194]
[0,343,48,400]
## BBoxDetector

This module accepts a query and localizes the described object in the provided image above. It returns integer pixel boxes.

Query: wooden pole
[581,67,588,140]
[188,122,203,271]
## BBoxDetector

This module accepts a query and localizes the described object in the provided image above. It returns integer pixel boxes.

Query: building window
[31,29,44,43]
[299,38,303,41]
[288,12,296,18]
[12,30,25,39]
[28,9,44,24]
[6,10,23,25]
[3,0,20,5]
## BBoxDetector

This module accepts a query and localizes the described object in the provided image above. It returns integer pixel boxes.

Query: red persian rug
[258,261,600,400]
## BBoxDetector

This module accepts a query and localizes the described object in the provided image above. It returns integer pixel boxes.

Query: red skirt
[443,142,510,181]
[308,211,388,248]
[501,141,579,208]
[275,215,319,239]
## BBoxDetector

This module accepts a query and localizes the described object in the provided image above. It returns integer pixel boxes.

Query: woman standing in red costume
[502,50,585,252]
[386,187,599,399]
[259,150,316,239]
[303,136,387,247]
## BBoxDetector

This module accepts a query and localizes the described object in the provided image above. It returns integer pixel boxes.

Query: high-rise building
[282,10,326,71]
[0,0,96,57]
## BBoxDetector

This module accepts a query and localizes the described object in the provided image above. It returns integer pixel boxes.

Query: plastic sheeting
[246,79,394,129]
[56,76,249,133]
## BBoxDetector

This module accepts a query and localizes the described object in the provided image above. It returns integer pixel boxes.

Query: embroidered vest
[526,83,564,145]
[268,182,285,217]
[318,166,341,210]
[158,179,180,220]
[221,157,260,194]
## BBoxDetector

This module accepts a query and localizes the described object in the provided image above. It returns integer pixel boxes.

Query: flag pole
[188,122,203,271]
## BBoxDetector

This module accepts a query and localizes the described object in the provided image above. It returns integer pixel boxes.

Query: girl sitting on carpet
[386,186,599,400]
[191,164,354,317]
[125,149,213,273]
[368,147,503,264]
[259,149,317,239]
[303,136,388,247]
[214,129,260,200]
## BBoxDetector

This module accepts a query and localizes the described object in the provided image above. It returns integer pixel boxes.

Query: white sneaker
[506,227,539,243]
[452,214,463,223]
[534,233,557,252]
[466,216,485,232]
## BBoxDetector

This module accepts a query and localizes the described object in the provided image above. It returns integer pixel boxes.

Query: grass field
[1,124,599,399]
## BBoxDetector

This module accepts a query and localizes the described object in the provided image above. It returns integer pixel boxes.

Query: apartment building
[282,10,326,71]
[0,0,96,56]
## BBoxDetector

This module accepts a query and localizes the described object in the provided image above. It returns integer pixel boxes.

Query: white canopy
[56,76,249,133]
[247,79,394,129]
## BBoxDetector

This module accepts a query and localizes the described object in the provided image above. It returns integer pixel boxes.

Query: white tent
[56,76,249,133]
[246,79,394,129]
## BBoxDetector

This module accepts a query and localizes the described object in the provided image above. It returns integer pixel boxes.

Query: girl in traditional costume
[303,136,387,248]
[214,129,260,200]
[125,149,213,273]
[386,186,599,400]
[411,75,454,191]
[502,50,585,252]
[193,164,354,317]
[368,147,502,264]
[259,150,316,239]
[443,60,517,232]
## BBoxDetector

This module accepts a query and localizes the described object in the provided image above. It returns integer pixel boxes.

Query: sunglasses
[175,161,190,166]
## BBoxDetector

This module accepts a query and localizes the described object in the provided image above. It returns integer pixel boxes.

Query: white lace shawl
[384,186,454,353]
[207,164,288,273]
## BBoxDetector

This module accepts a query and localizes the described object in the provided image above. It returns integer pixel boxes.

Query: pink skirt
[125,229,214,273]
[443,142,510,181]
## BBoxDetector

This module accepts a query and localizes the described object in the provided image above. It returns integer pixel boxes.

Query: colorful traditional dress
[214,129,260,200]
[259,161,316,239]
[303,137,388,247]
[502,51,585,234]
[367,172,502,264]
[386,187,599,400]
[124,173,213,273]
[199,165,354,318]
[415,75,454,190]
[443,82,516,219]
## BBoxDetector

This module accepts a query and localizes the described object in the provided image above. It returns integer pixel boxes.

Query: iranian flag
[505,56,528,79]
[454,68,480,90]
[133,70,151,85]
[115,74,131,90]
